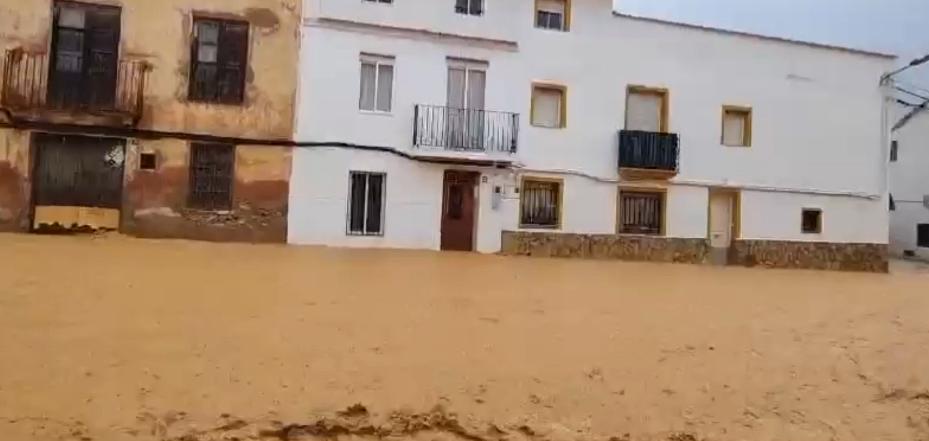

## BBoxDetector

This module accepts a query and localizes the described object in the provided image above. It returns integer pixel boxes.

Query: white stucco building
[890,102,929,260]
[288,0,894,271]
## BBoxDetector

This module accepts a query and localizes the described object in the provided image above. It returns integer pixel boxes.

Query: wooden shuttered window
[190,18,249,104]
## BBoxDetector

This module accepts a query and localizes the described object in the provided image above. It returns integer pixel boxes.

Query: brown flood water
[1,233,928,441]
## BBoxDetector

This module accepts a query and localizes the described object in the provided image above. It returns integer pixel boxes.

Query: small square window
[918,224,929,248]
[801,209,822,234]
[531,84,566,128]
[535,0,569,31]
[722,106,752,147]
[139,153,157,170]
[455,0,483,16]
[520,179,562,228]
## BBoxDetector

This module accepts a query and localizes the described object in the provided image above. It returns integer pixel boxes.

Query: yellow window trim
[530,82,568,129]
[534,0,571,31]
[721,105,753,147]
[616,186,668,236]
[626,85,670,133]
[519,176,565,230]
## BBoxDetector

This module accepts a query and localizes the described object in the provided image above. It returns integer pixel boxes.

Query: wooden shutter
[218,21,248,104]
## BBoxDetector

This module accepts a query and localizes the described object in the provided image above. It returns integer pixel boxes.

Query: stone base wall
[500,232,889,273]
[731,240,888,273]
[501,231,710,264]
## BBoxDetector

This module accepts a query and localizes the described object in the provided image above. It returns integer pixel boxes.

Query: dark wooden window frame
[618,190,665,236]
[917,224,929,248]
[189,16,249,105]
[48,1,122,109]
[188,142,235,211]
[801,208,823,234]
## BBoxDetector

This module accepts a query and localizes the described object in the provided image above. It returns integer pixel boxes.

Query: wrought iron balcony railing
[1,49,148,122]
[413,104,518,154]
[618,130,679,172]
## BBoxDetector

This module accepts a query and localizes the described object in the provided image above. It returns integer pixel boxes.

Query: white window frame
[359,53,395,114]
[455,0,484,16]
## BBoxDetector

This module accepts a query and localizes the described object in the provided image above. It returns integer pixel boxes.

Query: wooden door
[708,191,737,265]
[441,170,478,251]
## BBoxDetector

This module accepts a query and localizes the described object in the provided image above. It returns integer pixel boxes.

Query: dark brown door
[441,170,478,251]
[32,134,126,210]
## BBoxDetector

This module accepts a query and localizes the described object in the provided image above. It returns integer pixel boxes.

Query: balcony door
[48,1,121,110]
[625,87,667,133]
[446,60,486,151]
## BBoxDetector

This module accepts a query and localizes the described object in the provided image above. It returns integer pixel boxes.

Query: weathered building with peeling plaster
[0,0,299,242]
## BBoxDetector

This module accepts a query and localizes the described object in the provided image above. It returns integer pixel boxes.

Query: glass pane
[376,64,393,112]
[455,0,469,13]
[470,0,483,15]
[59,7,86,29]
[366,175,384,234]
[57,28,84,53]
[197,21,220,44]
[349,174,367,233]
[723,112,746,145]
[447,185,463,220]
[359,62,376,111]
[533,88,562,127]
[198,44,218,63]
[626,92,663,132]
[467,69,485,110]
[447,68,466,108]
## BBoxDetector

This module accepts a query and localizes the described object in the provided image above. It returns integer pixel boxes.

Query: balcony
[1,49,148,126]
[618,130,680,179]
[413,104,518,163]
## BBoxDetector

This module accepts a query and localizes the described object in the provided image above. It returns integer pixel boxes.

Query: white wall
[890,109,929,257]
[288,147,521,252]
[741,190,888,243]
[293,0,893,251]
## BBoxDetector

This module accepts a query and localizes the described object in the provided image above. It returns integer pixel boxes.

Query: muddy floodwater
[1,234,928,441]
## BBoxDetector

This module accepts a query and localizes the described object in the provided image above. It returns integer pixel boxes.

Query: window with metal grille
[619,191,663,235]
[189,18,248,104]
[918,224,929,248]
[520,179,561,228]
[535,0,568,31]
[348,172,386,236]
[801,208,822,234]
[188,143,235,210]
[455,0,483,15]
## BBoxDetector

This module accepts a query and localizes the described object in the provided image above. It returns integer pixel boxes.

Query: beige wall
[0,0,301,140]
[0,129,31,231]
[124,139,292,243]
[0,0,298,240]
